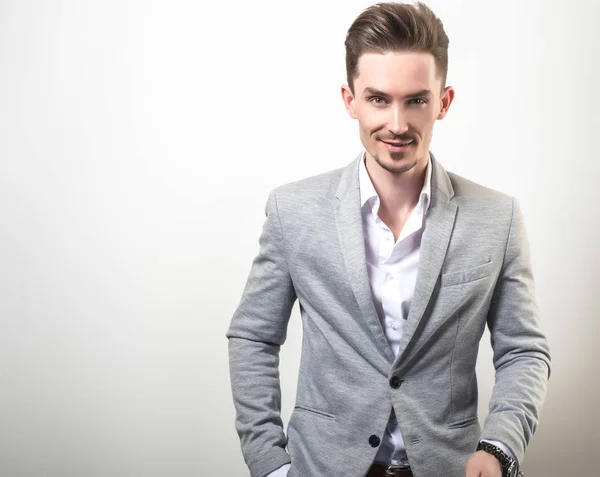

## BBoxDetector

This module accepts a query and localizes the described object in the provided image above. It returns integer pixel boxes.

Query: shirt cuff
[266,463,290,477]
[481,439,520,470]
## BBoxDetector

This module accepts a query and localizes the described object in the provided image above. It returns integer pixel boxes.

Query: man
[227,2,550,477]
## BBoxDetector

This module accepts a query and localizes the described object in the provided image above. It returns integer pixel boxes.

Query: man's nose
[388,107,409,136]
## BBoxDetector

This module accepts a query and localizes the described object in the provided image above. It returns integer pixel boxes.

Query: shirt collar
[358,150,432,212]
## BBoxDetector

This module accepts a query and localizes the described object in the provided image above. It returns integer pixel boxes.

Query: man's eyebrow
[362,87,433,98]
[405,89,433,98]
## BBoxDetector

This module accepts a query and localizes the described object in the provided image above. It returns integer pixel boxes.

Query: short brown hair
[344,2,449,94]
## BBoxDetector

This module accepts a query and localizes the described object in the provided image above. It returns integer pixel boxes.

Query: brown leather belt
[366,463,413,477]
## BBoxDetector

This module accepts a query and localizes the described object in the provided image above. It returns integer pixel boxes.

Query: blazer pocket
[440,261,494,287]
[293,404,335,420]
[447,415,478,429]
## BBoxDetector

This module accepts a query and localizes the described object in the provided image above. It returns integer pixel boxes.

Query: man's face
[342,51,454,175]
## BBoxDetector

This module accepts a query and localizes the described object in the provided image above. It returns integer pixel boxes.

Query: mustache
[378,135,415,142]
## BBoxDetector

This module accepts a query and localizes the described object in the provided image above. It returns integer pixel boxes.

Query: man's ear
[341,84,357,119]
[437,85,455,120]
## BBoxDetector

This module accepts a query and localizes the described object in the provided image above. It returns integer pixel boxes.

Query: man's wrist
[477,441,522,477]
[480,440,518,465]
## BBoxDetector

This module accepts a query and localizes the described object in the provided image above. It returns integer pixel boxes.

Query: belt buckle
[386,464,410,475]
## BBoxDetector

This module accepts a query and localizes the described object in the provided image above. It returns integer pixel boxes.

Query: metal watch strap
[476,441,523,477]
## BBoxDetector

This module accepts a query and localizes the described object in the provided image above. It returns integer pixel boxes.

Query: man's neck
[364,153,428,241]
[364,154,427,213]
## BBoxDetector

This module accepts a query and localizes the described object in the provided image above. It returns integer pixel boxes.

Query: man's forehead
[357,50,436,70]
[354,51,441,96]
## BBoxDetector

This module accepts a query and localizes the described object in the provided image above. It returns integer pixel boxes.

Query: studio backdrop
[0,1,598,476]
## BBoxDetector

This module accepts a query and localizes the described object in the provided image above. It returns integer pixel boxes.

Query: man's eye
[369,97,386,104]
[409,98,427,105]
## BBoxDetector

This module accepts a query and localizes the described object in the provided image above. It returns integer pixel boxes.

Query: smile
[383,140,413,146]
[381,139,414,151]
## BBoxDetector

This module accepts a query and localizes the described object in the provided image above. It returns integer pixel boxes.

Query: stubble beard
[374,151,418,175]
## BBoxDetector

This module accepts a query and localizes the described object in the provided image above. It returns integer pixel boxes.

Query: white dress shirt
[267,152,515,476]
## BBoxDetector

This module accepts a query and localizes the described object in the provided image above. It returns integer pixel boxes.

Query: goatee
[374,153,418,174]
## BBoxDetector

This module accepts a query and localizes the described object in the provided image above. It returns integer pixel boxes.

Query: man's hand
[465,450,503,477]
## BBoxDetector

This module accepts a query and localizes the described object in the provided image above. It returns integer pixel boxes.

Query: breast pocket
[440,261,494,287]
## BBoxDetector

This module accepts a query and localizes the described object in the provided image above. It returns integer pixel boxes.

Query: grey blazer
[227,153,550,477]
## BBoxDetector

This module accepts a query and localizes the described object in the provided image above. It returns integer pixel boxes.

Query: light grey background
[0,1,598,476]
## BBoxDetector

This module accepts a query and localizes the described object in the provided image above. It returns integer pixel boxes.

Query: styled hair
[344,2,449,94]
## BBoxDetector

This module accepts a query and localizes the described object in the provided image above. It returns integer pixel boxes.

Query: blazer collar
[334,152,394,365]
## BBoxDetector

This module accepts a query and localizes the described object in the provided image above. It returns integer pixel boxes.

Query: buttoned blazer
[227,152,551,477]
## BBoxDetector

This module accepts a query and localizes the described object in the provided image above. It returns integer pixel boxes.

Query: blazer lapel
[335,154,395,363]
[394,153,458,365]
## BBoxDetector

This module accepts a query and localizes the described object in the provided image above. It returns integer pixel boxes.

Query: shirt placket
[375,215,403,357]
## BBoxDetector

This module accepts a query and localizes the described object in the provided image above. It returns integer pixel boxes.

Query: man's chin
[375,154,418,174]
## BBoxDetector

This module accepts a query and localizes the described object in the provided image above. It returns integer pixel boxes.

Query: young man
[227,3,550,477]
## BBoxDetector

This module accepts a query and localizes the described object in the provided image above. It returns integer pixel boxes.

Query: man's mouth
[381,139,415,152]
[381,139,414,146]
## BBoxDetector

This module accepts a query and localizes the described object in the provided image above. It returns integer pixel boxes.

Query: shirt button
[390,322,397,330]
[368,435,381,447]
[386,273,393,281]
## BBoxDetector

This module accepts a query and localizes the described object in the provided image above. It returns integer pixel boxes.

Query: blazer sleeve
[481,197,551,465]
[226,189,296,477]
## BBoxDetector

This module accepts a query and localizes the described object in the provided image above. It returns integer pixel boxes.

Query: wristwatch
[476,441,523,477]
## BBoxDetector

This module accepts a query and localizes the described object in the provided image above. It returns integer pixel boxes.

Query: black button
[368,435,380,447]
[390,376,403,389]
